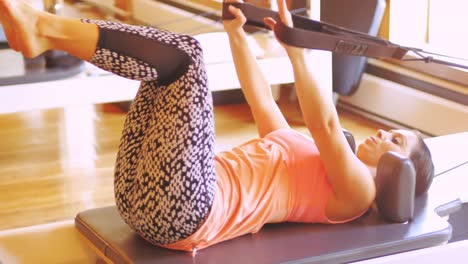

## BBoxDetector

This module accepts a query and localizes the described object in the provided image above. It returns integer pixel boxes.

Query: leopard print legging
[83,20,216,245]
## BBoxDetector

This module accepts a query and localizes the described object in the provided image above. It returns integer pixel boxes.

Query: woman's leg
[1,1,216,245]
[89,20,217,245]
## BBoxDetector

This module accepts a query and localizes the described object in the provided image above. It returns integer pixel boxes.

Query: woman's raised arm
[223,0,289,137]
[264,0,376,221]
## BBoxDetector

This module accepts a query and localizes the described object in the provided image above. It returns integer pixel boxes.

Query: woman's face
[357,129,419,167]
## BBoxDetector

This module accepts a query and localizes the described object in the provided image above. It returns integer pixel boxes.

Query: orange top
[161,128,361,251]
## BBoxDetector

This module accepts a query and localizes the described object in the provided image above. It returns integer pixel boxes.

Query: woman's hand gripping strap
[222,2,276,30]
[376,152,416,223]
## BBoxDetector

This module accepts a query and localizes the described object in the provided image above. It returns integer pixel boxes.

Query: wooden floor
[0,93,390,231]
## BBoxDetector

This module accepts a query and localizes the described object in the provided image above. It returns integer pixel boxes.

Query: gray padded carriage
[75,194,451,264]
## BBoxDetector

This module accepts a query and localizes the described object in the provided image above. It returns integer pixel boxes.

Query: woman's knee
[180,35,205,63]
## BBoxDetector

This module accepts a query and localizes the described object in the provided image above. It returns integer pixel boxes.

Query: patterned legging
[83,20,216,245]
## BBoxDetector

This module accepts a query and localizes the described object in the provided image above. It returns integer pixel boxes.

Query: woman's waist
[160,147,292,251]
[213,151,292,223]
[264,129,332,222]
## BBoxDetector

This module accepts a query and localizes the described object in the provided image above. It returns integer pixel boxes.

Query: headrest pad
[376,152,416,223]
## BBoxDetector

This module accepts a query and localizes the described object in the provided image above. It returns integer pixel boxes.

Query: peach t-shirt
[161,128,347,251]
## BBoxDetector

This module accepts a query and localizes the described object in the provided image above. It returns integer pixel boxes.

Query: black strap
[274,21,408,59]
[222,2,468,70]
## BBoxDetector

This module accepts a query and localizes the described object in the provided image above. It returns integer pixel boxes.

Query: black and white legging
[83,20,216,245]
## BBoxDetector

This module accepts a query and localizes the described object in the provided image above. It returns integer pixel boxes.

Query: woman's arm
[290,53,375,220]
[223,1,289,137]
[265,0,376,221]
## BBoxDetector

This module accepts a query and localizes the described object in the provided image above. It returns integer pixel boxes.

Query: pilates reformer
[75,132,468,264]
[74,3,468,263]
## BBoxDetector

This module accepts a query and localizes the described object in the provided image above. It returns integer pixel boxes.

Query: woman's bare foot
[0,0,50,58]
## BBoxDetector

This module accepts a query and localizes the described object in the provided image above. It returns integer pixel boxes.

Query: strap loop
[222,2,468,70]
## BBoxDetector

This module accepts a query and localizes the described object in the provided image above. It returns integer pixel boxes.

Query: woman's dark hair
[410,132,435,197]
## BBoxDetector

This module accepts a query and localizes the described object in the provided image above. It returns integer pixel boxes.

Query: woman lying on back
[0,0,434,251]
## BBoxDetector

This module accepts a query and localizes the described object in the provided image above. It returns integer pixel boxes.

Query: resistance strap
[222,2,468,70]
